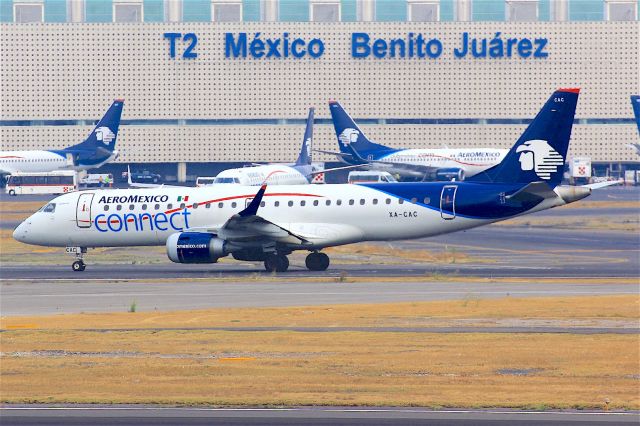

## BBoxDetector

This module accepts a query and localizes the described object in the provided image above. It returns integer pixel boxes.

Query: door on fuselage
[76,193,94,228]
[440,185,457,220]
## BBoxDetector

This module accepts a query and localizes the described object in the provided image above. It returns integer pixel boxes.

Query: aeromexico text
[224,32,548,59]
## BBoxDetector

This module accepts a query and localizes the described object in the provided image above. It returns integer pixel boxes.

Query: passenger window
[274,201,280,207]
[399,199,404,204]
[359,199,365,205]
[373,199,378,205]
[192,203,198,209]
[288,201,293,207]
[325,200,331,206]
[154,204,160,210]
[313,200,319,206]
[260,201,265,207]
[337,200,342,206]
[218,202,224,208]
[117,205,123,211]
[167,203,173,210]
[386,198,391,204]
[206,203,211,209]
[231,202,237,208]
[423,197,430,204]
[103,205,109,211]
[300,200,306,206]
[349,199,354,205]
[129,204,135,210]
[180,203,186,209]
[43,203,56,213]
[142,204,147,210]
[411,198,417,203]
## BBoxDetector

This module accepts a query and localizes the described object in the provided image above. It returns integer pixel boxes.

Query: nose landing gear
[66,246,87,272]
[305,251,330,271]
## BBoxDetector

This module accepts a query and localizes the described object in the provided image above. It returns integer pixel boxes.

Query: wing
[185,184,312,246]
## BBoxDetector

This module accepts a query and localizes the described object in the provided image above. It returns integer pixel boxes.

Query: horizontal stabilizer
[506,181,557,203]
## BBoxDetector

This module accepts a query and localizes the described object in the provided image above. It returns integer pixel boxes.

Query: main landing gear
[264,253,289,272]
[305,251,330,271]
[67,247,87,272]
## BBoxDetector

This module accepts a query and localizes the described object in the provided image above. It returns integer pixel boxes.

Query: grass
[1,296,639,408]
[1,330,638,408]
[2,295,638,330]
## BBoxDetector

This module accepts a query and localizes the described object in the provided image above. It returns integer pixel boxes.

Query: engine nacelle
[435,168,465,182]
[166,232,227,264]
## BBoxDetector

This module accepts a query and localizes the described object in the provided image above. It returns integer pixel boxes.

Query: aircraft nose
[13,220,30,243]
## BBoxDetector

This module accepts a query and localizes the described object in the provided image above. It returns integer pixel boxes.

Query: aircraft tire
[72,261,86,272]
[305,252,330,271]
[264,254,288,272]
[8,190,15,196]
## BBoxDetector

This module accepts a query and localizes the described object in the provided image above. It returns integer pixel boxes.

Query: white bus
[5,171,77,196]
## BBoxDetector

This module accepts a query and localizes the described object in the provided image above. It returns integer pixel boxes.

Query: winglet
[239,184,267,217]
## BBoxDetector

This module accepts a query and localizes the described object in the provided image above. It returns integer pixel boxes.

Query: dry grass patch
[1,330,638,408]
[325,243,483,264]
[495,216,639,232]
[2,295,637,331]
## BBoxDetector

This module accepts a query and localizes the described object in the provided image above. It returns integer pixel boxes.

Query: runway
[1,278,636,315]
[1,406,637,426]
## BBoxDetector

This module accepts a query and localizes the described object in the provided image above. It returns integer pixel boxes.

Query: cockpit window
[42,203,56,213]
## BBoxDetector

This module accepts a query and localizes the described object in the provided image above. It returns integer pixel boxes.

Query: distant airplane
[0,100,124,176]
[14,88,618,273]
[213,107,357,185]
[321,100,508,181]
[629,95,640,156]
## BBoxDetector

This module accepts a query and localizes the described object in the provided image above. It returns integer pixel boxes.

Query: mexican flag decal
[177,195,189,202]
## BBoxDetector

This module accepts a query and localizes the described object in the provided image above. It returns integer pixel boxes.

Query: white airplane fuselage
[366,148,508,178]
[0,150,117,175]
[214,164,309,185]
[14,183,568,250]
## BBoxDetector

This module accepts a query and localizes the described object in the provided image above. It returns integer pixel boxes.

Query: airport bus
[5,171,77,196]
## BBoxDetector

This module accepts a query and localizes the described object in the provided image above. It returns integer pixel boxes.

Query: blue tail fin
[63,99,124,162]
[469,89,579,188]
[295,107,314,166]
[329,101,397,161]
[631,95,640,136]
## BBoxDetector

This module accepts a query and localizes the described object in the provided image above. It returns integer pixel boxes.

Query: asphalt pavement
[1,406,638,426]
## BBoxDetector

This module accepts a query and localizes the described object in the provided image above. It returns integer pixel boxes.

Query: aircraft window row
[9,176,73,185]
[2,159,61,162]
[99,196,432,213]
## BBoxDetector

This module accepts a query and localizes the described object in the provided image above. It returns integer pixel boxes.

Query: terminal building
[1,0,639,182]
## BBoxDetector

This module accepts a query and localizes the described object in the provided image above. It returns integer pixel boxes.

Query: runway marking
[1,407,637,416]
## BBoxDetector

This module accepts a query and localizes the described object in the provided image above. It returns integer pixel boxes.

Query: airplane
[0,100,124,176]
[321,100,509,181]
[15,89,612,273]
[213,107,356,186]
[629,95,640,155]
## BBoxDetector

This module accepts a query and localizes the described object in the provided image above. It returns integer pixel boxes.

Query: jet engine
[166,232,228,263]
[435,168,465,181]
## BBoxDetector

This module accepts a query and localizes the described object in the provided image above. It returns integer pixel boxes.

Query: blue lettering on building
[164,32,198,59]
[173,32,548,60]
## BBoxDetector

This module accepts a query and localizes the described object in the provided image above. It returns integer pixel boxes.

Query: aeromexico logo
[339,128,360,146]
[95,126,115,145]
[516,140,563,180]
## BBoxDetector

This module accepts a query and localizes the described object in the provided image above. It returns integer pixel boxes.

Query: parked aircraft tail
[62,100,124,164]
[295,107,314,166]
[631,95,640,136]
[469,89,579,188]
[329,101,397,162]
